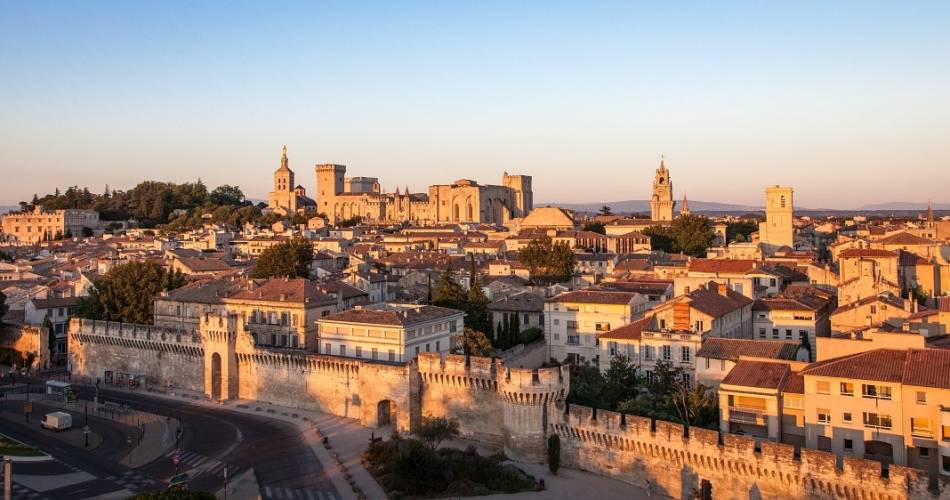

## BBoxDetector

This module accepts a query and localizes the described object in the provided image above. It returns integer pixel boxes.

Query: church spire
[680,193,690,216]
[927,199,934,224]
[278,145,290,171]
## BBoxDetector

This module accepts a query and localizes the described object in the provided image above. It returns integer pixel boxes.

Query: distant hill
[537,199,763,214]
[0,206,17,215]
[854,202,950,211]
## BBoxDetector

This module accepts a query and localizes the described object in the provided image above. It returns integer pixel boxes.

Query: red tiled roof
[680,283,753,318]
[546,290,638,305]
[902,349,950,390]
[225,278,336,306]
[696,338,800,362]
[801,349,907,383]
[721,360,790,390]
[838,249,896,259]
[688,259,758,274]
[321,305,462,326]
[599,316,651,341]
[878,232,934,246]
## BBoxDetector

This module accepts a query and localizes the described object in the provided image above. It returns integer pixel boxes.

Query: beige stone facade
[1,207,99,243]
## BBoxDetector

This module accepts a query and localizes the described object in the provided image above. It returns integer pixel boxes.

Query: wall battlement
[551,403,937,500]
[70,318,203,355]
[417,352,569,402]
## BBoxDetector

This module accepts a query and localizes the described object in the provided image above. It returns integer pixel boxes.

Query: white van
[41,412,72,431]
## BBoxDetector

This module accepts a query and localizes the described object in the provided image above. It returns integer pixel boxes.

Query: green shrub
[547,434,560,475]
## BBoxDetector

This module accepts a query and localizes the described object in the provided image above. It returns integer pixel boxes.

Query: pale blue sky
[1,1,948,208]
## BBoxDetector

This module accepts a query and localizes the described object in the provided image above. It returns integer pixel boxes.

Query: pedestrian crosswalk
[105,470,160,492]
[262,485,339,500]
[164,449,227,476]
[9,483,49,500]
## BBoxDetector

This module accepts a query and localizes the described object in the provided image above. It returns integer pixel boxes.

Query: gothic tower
[680,193,691,217]
[759,185,794,254]
[315,163,346,221]
[267,145,297,215]
[650,157,675,221]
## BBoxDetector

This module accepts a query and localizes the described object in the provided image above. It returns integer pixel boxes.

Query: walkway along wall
[550,404,947,500]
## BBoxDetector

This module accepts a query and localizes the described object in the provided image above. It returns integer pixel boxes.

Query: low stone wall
[550,403,944,500]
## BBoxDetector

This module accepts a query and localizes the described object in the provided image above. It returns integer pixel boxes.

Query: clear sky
[1,1,948,209]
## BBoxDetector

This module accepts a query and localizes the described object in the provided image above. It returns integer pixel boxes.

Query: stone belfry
[650,156,675,221]
[267,145,297,215]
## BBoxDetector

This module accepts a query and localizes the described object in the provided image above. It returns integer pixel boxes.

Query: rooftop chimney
[717,282,729,296]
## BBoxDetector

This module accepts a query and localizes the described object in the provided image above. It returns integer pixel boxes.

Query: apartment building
[318,303,464,362]
[544,290,642,365]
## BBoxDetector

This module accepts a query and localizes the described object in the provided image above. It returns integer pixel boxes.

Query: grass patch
[364,435,539,499]
[0,435,45,457]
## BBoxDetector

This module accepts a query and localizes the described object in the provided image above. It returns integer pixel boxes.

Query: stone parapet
[550,403,939,500]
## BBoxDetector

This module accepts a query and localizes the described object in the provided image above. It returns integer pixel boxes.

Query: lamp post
[83,425,90,448]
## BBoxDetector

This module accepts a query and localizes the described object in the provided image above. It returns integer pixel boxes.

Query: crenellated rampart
[550,403,943,500]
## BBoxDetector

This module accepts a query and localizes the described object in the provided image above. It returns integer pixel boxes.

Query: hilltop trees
[251,238,314,279]
[643,214,716,257]
[519,236,575,285]
[75,261,186,324]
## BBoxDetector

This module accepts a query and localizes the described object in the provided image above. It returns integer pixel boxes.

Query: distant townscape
[2,150,950,500]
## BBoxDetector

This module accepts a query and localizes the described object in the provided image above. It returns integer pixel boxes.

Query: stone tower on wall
[759,185,794,254]
[198,312,244,401]
[267,145,297,215]
[502,172,533,218]
[315,163,346,221]
[496,359,570,462]
[650,157,674,221]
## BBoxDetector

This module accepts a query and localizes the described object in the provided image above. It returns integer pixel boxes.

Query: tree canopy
[726,220,759,244]
[643,214,716,257]
[209,185,245,206]
[581,221,606,235]
[250,238,313,279]
[415,416,461,450]
[519,236,576,285]
[454,328,495,357]
[75,261,186,324]
[0,291,8,322]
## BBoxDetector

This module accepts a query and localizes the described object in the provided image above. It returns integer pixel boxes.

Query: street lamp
[83,425,90,448]
[126,435,132,466]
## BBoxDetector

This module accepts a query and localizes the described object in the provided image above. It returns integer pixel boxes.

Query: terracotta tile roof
[838,249,896,259]
[783,372,805,394]
[546,290,638,305]
[878,232,934,246]
[615,258,651,271]
[940,297,950,312]
[160,277,243,304]
[321,304,462,326]
[697,338,800,361]
[226,278,336,306]
[801,349,907,383]
[681,283,753,318]
[595,280,671,295]
[831,292,904,315]
[599,316,652,340]
[897,250,930,267]
[688,259,759,274]
[753,298,819,312]
[901,349,950,389]
[30,296,80,309]
[488,292,544,312]
[721,360,790,389]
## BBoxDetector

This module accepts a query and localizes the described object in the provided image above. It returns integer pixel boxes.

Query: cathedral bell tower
[650,156,675,221]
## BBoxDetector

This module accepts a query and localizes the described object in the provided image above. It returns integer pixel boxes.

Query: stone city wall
[0,325,49,368]
[416,352,569,462]
[550,403,944,500]
[69,318,204,391]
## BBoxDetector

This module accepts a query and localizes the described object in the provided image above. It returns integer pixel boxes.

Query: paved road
[2,382,340,499]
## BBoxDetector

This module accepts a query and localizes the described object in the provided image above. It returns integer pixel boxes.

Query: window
[772,328,779,339]
[661,345,672,361]
[694,320,704,331]
[862,384,892,400]
[919,447,931,458]
[388,349,396,362]
[339,345,346,356]
[567,335,580,345]
[916,391,927,404]
[844,439,854,451]
[566,320,578,330]
[943,425,950,441]
[817,409,831,424]
[371,348,378,360]
[681,346,691,363]
[816,381,830,395]
[911,418,933,438]
[863,412,892,429]
[659,319,666,329]
[608,342,618,356]
[944,456,950,474]
[643,346,655,361]
[595,322,610,332]
[357,346,363,358]
[682,373,692,386]
[785,329,792,340]
[840,382,854,396]
[758,328,766,339]
[436,341,440,351]
[523,314,529,325]
[843,412,853,424]
[449,320,458,333]
[870,305,877,314]
[324,342,331,354]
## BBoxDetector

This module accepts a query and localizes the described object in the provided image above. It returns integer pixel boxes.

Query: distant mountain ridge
[538,199,763,213]
[540,199,949,213]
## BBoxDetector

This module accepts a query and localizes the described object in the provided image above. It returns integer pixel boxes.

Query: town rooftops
[599,316,652,341]
[801,349,907,383]
[320,304,463,327]
[877,231,934,246]
[30,296,81,309]
[753,297,821,312]
[546,290,639,305]
[488,292,544,312]
[838,248,896,259]
[225,278,336,306]
[831,292,905,316]
[673,282,752,318]
[697,338,801,362]
[721,360,790,390]
[687,259,759,275]
[159,277,244,304]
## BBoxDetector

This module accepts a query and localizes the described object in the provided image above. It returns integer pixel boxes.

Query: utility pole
[223,466,228,500]
[3,459,11,500]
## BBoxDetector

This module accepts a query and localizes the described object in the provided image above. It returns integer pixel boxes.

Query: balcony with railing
[728,405,769,425]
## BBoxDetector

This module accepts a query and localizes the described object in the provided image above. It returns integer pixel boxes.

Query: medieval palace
[268,146,533,225]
